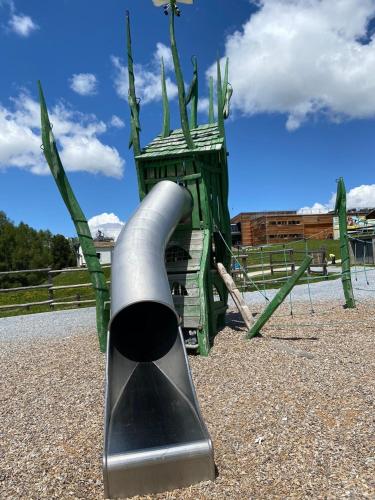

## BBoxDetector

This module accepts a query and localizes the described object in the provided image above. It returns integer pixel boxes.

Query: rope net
[226,228,375,330]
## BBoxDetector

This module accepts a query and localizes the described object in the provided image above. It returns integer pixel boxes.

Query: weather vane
[152,0,193,16]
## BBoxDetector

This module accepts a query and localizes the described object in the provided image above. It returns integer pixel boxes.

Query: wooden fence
[230,248,328,289]
[0,266,111,313]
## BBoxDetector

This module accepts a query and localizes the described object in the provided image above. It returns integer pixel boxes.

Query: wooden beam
[216,262,254,330]
[247,256,312,339]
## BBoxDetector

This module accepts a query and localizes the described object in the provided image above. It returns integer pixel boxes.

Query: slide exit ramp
[103,181,215,498]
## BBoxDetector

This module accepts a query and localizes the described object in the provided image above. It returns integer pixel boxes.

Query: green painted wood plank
[166,263,201,272]
[172,296,200,306]
[174,304,201,316]
[182,317,201,328]
[144,173,201,185]
[167,273,199,283]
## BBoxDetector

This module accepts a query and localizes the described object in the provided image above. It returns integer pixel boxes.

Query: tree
[51,234,76,269]
[0,212,76,287]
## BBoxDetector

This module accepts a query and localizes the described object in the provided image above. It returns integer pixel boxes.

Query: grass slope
[0,267,111,318]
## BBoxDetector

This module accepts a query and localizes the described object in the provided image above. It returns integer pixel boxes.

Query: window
[96,252,101,260]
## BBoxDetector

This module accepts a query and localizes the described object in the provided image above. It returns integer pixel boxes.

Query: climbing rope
[282,244,293,316]
[354,239,358,281]
[216,227,270,302]
[259,247,268,300]
[348,236,374,290]
[363,243,370,285]
[228,227,375,333]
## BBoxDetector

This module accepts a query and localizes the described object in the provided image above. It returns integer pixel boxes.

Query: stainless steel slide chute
[103,181,215,498]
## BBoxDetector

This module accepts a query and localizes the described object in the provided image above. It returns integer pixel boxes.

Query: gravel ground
[1,279,374,499]
[0,307,96,342]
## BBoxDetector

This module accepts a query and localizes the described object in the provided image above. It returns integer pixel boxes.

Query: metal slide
[103,181,215,498]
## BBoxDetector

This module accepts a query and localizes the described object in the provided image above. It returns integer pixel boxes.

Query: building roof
[231,211,334,223]
[137,124,224,159]
[93,240,114,249]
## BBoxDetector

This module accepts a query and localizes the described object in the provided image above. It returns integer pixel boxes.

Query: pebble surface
[1,283,374,499]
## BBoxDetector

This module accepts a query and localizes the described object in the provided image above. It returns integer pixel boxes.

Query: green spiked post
[216,59,225,137]
[222,58,233,120]
[126,11,141,157]
[38,81,110,352]
[161,58,170,138]
[222,58,229,104]
[335,177,355,308]
[247,256,312,338]
[168,0,194,148]
[208,76,215,124]
[186,56,198,129]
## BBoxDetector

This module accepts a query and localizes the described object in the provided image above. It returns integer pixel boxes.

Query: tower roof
[136,124,224,159]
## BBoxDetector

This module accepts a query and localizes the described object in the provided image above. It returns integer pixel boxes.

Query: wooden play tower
[126,2,233,355]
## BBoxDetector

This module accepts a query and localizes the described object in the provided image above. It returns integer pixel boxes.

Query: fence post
[47,268,54,309]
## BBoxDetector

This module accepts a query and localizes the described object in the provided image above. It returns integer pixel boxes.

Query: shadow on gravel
[225,311,247,331]
[269,336,319,342]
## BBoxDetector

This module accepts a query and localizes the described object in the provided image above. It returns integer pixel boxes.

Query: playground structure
[38,0,232,496]
[35,1,370,498]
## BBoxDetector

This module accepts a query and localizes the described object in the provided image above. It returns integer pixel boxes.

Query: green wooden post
[168,0,194,149]
[208,76,215,124]
[222,58,229,104]
[38,81,110,352]
[335,177,355,308]
[247,256,312,338]
[221,58,233,120]
[197,229,211,356]
[216,59,225,138]
[126,11,141,158]
[161,58,170,138]
[186,56,198,129]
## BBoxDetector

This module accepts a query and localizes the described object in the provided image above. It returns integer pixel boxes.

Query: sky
[1,0,375,238]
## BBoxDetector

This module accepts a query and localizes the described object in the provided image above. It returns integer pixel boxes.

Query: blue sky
[1,0,375,237]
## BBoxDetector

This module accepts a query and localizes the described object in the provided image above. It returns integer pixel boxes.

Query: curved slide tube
[103,181,215,498]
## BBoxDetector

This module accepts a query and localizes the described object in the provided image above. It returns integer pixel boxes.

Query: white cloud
[88,212,125,241]
[198,97,209,114]
[110,115,125,128]
[59,136,123,178]
[70,73,98,96]
[346,184,375,209]
[154,42,174,71]
[8,14,38,37]
[297,202,330,215]
[0,93,125,178]
[112,42,178,104]
[1,0,38,37]
[209,0,375,130]
[298,184,375,213]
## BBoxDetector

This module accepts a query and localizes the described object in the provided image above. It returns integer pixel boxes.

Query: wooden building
[77,240,115,267]
[231,211,334,246]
